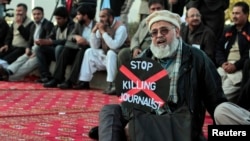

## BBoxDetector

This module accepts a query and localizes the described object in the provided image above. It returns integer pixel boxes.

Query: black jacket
[181,23,216,63]
[216,21,250,70]
[140,42,227,140]
[28,18,54,48]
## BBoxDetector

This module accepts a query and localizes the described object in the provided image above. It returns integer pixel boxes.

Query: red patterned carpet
[0,81,212,140]
[0,81,119,141]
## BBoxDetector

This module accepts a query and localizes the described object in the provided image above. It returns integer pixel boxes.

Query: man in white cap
[93,10,227,141]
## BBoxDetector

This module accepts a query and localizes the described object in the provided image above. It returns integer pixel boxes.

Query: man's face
[149,3,164,14]
[99,10,111,26]
[55,16,67,27]
[150,21,179,47]
[232,6,248,26]
[32,9,43,23]
[186,8,201,27]
[15,6,26,18]
[150,21,180,58]
[76,12,85,24]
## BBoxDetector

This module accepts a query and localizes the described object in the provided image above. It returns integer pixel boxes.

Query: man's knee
[117,48,131,67]
[214,102,233,124]
[100,104,122,117]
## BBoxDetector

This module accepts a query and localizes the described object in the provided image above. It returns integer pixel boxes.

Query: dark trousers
[67,47,87,84]
[54,46,89,83]
[99,104,128,141]
[36,46,56,78]
[117,48,131,68]
[0,46,25,64]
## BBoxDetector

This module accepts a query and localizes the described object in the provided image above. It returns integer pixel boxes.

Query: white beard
[150,37,180,59]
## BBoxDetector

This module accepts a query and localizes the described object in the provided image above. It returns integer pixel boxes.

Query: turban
[146,10,181,30]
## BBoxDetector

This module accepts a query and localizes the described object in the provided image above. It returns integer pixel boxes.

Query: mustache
[191,19,200,22]
[156,37,166,42]
[16,14,23,16]
[233,17,238,21]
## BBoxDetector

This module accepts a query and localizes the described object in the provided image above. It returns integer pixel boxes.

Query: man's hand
[132,48,142,58]
[15,15,24,26]
[92,22,107,34]
[29,52,36,58]
[74,35,89,46]
[222,62,237,73]
[221,62,229,69]
[0,45,8,52]
[35,39,53,46]
[25,48,32,56]
[97,22,106,34]
[92,23,99,33]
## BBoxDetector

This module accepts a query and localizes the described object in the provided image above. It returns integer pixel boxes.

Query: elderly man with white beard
[88,10,227,141]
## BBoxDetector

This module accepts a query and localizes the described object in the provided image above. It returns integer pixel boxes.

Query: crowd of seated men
[0,0,250,140]
[0,0,249,101]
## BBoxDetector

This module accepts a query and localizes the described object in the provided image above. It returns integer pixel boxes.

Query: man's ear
[175,27,181,37]
[109,16,114,23]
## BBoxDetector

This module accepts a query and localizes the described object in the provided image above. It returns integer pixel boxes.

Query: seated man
[0,6,54,81]
[118,0,187,68]
[93,10,227,140]
[35,6,75,83]
[74,8,128,95]
[214,59,250,125]
[0,3,33,65]
[117,0,165,68]
[43,5,96,88]
[181,7,216,65]
[216,1,250,102]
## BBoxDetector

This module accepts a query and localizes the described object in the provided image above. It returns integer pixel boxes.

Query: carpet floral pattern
[0,81,119,141]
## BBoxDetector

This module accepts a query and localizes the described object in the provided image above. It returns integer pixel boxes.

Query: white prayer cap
[146,10,181,30]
